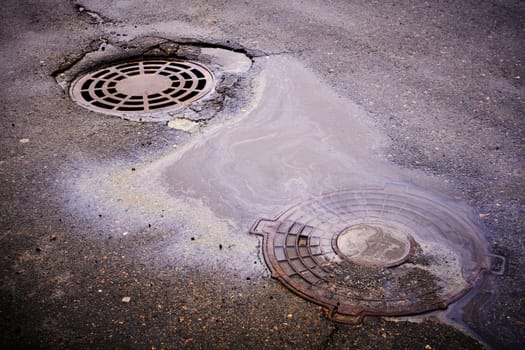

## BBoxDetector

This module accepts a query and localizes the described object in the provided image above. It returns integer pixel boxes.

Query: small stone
[167,118,199,133]
[122,296,131,303]
[19,138,30,144]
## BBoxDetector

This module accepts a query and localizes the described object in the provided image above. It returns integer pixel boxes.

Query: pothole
[250,185,492,324]
[55,36,254,123]
[70,59,215,118]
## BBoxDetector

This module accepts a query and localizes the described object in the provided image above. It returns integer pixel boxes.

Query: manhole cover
[70,59,214,119]
[251,185,490,323]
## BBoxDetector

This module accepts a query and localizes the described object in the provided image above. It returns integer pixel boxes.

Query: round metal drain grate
[70,59,214,119]
[251,185,490,323]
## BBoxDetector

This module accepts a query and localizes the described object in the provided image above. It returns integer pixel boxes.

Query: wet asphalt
[1,1,524,349]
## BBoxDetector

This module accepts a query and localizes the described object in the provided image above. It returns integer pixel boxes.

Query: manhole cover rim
[69,58,216,120]
[251,187,489,323]
[258,225,479,320]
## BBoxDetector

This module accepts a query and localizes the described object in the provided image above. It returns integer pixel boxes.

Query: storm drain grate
[70,59,214,118]
[251,185,490,324]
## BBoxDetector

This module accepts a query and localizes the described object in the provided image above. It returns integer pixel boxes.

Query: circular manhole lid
[251,185,490,323]
[70,59,214,120]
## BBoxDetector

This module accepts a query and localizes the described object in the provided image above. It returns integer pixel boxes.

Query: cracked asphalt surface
[1,1,523,349]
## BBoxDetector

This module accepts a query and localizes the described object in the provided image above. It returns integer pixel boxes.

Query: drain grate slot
[123,100,143,105]
[81,91,93,102]
[70,59,215,118]
[298,235,309,246]
[118,106,144,111]
[92,101,112,109]
[103,97,120,104]
[92,69,110,78]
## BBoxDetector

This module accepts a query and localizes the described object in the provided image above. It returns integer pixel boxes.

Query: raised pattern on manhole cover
[70,59,214,119]
[333,223,413,267]
[250,185,490,324]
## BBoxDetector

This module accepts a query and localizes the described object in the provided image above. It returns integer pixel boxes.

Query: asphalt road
[1,1,523,349]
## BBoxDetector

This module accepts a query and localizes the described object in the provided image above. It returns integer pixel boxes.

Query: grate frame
[69,59,215,120]
[250,186,490,324]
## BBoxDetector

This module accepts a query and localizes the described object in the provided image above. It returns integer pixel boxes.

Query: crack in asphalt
[51,37,108,79]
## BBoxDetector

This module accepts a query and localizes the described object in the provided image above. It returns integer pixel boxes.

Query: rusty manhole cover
[251,185,490,323]
[70,59,214,120]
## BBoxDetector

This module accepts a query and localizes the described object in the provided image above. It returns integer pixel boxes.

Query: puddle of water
[158,56,397,225]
